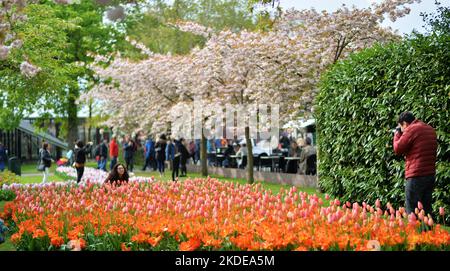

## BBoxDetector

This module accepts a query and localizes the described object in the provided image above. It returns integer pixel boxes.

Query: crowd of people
[204,135,317,175]
[33,131,319,185]
[55,133,198,184]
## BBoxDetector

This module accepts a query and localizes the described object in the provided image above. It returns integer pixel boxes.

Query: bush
[315,33,450,222]
[0,190,16,202]
[0,170,20,187]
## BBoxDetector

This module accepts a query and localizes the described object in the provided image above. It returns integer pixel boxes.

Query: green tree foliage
[421,1,450,35]
[0,0,140,147]
[316,27,450,221]
[0,5,72,130]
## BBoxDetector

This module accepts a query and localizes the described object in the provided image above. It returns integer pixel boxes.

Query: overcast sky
[278,0,449,35]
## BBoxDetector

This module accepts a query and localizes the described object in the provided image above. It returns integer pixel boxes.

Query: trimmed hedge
[315,33,450,222]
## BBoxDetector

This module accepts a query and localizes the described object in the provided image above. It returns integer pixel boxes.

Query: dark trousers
[125,156,134,172]
[76,166,85,183]
[405,175,435,216]
[172,156,180,181]
[110,157,117,171]
[180,157,187,176]
[286,160,298,174]
[157,159,165,173]
[142,156,156,171]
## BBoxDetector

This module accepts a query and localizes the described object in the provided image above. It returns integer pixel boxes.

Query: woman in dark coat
[155,134,167,177]
[104,163,129,185]
[73,140,92,183]
[172,141,181,182]
[178,138,189,177]
[39,142,52,183]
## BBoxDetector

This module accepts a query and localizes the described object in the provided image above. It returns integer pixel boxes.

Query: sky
[278,0,450,35]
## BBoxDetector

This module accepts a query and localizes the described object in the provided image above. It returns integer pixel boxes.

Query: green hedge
[315,33,450,222]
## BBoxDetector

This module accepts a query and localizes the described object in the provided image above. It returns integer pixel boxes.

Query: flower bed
[56,166,153,184]
[0,170,18,201]
[1,178,449,251]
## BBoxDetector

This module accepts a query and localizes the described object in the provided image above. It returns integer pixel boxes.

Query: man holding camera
[393,112,437,216]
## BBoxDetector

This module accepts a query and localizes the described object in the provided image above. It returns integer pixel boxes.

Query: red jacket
[393,120,437,179]
[109,140,119,158]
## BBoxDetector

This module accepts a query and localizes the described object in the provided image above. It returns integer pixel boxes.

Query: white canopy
[282,119,315,129]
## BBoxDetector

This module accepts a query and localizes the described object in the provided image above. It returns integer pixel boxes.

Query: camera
[392,127,402,134]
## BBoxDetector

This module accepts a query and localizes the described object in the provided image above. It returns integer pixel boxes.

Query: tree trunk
[67,87,79,150]
[88,100,92,142]
[201,132,208,177]
[245,126,254,184]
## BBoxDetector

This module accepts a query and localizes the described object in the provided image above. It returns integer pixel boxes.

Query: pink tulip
[287,211,294,219]
[325,194,330,200]
[375,199,381,208]
[327,214,333,223]
[439,207,445,216]
[417,201,424,210]
[428,217,434,227]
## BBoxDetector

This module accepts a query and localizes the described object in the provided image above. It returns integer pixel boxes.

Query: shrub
[0,190,16,201]
[0,170,20,186]
[315,33,450,222]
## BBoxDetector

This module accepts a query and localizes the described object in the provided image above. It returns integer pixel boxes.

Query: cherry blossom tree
[85,0,421,183]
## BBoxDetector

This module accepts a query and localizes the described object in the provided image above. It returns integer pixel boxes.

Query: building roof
[17,120,68,149]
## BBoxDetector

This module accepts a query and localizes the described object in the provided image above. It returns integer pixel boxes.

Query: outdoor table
[260,156,280,172]
[284,157,301,173]
[216,154,225,167]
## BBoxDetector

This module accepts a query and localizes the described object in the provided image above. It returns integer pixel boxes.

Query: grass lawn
[20,160,99,174]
